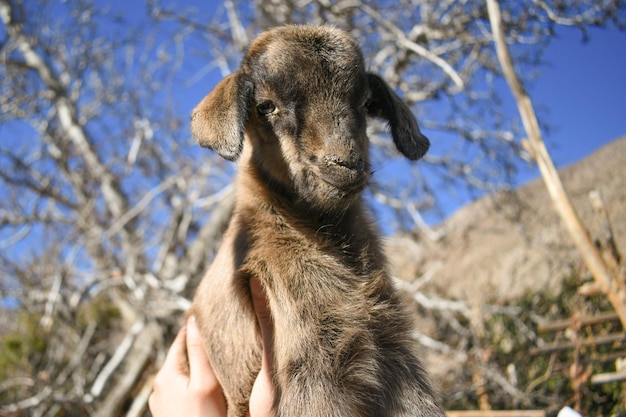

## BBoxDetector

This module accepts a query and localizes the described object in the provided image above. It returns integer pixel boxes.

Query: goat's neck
[234,159,385,275]
[236,160,373,241]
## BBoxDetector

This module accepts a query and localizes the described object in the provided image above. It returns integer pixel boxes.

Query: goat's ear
[365,73,430,161]
[191,72,254,161]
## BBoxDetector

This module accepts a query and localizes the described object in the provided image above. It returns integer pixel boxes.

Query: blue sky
[527,26,626,172]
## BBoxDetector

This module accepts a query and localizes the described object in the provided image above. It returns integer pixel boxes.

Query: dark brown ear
[190,72,254,161]
[365,73,430,161]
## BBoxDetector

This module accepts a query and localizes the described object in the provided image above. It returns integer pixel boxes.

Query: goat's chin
[293,172,365,213]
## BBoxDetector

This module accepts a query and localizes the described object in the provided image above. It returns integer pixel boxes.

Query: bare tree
[1,0,624,415]
[0,0,234,415]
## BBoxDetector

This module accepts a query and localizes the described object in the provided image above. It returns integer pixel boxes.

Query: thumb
[249,277,275,416]
[250,278,273,342]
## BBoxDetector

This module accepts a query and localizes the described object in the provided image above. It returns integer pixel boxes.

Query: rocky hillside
[387,135,626,306]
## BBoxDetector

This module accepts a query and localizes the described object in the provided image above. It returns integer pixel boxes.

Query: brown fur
[189,25,444,417]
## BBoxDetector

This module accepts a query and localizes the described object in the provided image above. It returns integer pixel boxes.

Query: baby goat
[190,25,444,417]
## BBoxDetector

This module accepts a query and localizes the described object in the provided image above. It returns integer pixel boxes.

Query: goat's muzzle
[317,151,369,193]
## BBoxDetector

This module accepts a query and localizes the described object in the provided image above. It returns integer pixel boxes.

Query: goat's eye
[256,101,277,116]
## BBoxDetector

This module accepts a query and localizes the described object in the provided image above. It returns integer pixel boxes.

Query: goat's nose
[323,150,364,173]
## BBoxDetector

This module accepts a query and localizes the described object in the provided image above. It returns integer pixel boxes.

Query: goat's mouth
[315,156,369,194]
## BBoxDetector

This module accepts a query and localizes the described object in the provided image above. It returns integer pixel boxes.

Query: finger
[249,365,274,417]
[159,324,188,377]
[185,316,227,415]
[250,277,274,361]
[186,316,218,388]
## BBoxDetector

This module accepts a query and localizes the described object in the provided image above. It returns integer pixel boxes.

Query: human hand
[149,276,275,417]
[149,316,226,417]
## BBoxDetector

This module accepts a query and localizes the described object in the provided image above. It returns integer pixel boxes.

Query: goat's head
[191,25,429,211]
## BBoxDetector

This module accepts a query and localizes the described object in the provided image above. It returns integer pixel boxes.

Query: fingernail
[188,315,199,336]
[250,277,263,298]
